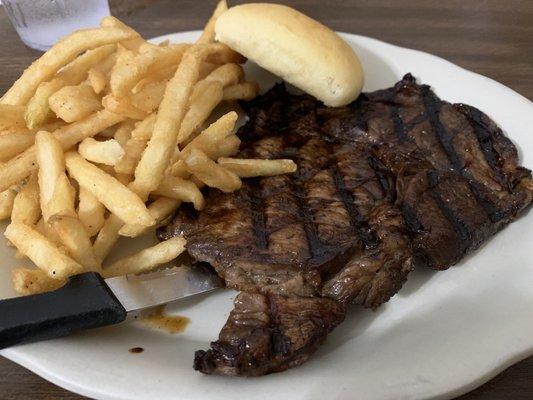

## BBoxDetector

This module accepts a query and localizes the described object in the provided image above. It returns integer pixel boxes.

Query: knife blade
[106,263,224,313]
[0,263,223,349]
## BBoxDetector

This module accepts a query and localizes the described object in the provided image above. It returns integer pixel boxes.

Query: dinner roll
[215,3,364,107]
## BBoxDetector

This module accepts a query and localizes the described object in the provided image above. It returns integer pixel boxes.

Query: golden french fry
[198,62,219,79]
[88,68,107,94]
[103,236,186,278]
[131,113,156,141]
[222,81,260,101]
[12,267,66,295]
[78,187,105,237]
[35,217,64,249]
[5,222,83,279]
[65,151,154,227]
[2,28,137,106]
[177,80,223,143]
[24,45,116,130]
[217,157,297,177]
[132,66,177,94]
[114,135,148,176]
[102,94,148,120]
[166,159,191,179]
[118,197,180,237]
[0,187,17,220]
[49,214,100,271]
[78,138,125,166]
[113,120,135,148]
[93,213,124,263]
[153,175,205,210]
[110,44,190,97]
[217,134,241,158]
[35,131,68,220]
[180,111,238,157]
[0,104,26,131]
[185,148,241,192]
[197,0,228,44]
[204,63,244,87]
[132,51,202,198]
[11,172,40,225]
[54,109,124,150]
[0,131,35,161]
[49,84,102,123]
[100,16,146,52]
[129,80,166,113]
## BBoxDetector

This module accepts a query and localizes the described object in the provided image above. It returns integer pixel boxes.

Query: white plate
[1,31,532,400]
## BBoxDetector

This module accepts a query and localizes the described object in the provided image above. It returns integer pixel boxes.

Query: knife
[0,263,223,349]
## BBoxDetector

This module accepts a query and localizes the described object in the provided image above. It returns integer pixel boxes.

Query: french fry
[131,113,156,141]
[78,187,105,237]
[223,81,260,101]
[5,222,83,279]
[153,175,205,210]
[93,213,124,263]
[110,44,190,97]
[177,80,223,143]
[0,187,17,220]
[36,131,99,269]
[0,104,26,131]
[49,214,100,271]
[180,111,237,157]
[100,16,146,52]
[24,45,115,129]
[49,84,102,123]
[131,66,177,94]
[197,0,228,44]
[132,50,202,198]
[185,148,241,193]
[166,159,191,179]
[114,135,148,176]
[113,120,135,148]
[35,217,64,249]
[204,63,244,87]
[11,172,40,225]
[217,157,297,177]
[129,80,166,113]
[11,267,66,295]
[0,131,35,161]
[216,134,241,158]
[88,68,107,94]
[198,62,219,80]
[102,94,148,120]
[119,197,180,237]
[35,131,68,220]
[65,151,154,227]
[103,236,186,278]
[78,138,124,166]
[1,27,138,106]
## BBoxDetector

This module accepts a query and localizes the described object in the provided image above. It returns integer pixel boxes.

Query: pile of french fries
[0,1,296,296]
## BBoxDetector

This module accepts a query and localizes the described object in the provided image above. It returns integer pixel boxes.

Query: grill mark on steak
[159,74,533,376]
[245,179,268,249]
[426,170,472,246]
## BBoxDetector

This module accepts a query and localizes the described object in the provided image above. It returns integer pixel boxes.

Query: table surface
[0,0,531,399]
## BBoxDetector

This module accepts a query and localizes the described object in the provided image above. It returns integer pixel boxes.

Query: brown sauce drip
[129,347,144,354]
[141,306,190,334]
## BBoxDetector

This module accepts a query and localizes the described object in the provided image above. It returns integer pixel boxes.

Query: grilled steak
[159,74,532,376]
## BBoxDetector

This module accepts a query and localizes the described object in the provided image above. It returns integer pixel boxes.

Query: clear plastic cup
[2,0,111,51]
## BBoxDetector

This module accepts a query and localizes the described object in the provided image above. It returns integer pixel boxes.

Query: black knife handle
[0,272,126,349]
